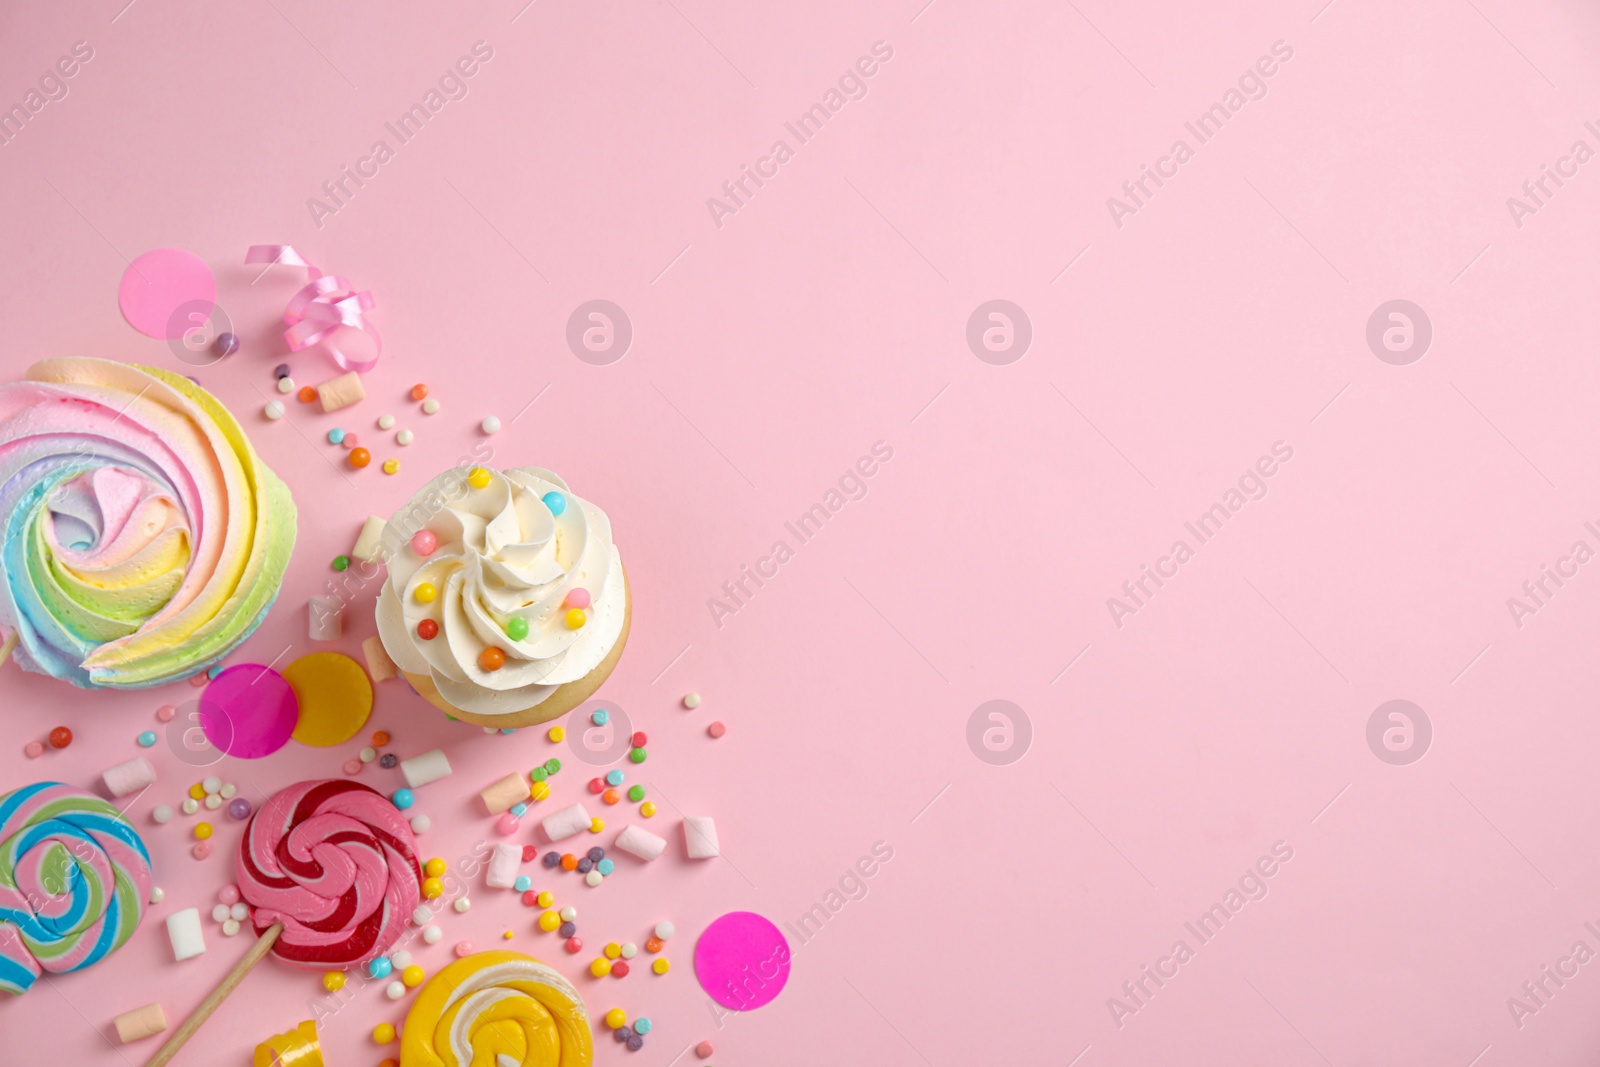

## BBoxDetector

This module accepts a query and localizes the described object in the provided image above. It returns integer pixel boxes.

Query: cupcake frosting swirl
[0,358,296,688]
[376,466,626,717]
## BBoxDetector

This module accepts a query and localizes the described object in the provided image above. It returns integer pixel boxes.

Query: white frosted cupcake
[375,465,630,727]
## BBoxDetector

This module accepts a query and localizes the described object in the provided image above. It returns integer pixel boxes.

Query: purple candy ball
[227,797,252,820]
[213,332,239,356]
[274,363,291,379]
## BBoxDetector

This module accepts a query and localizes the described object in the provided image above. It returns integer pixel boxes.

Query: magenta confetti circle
[198,663,299,758]
[118,248,216,340]
[694,911,791,1011]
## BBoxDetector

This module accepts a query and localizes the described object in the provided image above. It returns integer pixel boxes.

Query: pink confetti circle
[118,248,216,340]
[198,664,299,759]
[694,911,791,1011]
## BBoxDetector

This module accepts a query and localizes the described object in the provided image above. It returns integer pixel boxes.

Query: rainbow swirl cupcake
[0,358,296,688]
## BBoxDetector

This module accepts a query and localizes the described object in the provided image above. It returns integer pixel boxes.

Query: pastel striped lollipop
[0,782,153,995]
[401,951,594,1067]
[238,779,421,969]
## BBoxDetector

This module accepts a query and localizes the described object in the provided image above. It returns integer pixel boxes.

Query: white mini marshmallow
[485,842,521,889]
[351,514,387,563]
[683,816,720,859]
[541,802,593,842]
[401,749,452,789]
[101,756,156,798]
[317,371,365,413]
[614,824,667,862]
[480,772,530,815]
[166,908,205,961]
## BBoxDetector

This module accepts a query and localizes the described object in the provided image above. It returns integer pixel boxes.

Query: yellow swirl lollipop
[401,950,593,1067]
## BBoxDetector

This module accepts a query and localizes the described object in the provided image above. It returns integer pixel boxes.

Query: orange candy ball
[297,385,317,403]
[411,384,429,400]
[479,647,506,672]
[560,853,578,871]
[645,936,664,953]
[47,726,72,749]
[371,731,390,746]
[602,789,620,806]
[348,448,371,469]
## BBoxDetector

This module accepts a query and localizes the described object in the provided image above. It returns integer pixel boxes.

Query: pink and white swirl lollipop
[238,779,421,968]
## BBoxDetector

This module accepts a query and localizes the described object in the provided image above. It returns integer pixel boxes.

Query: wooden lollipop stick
[144,922,283,1067]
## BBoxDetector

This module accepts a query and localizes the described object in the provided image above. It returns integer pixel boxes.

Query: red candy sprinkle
[611,961,630,978]
[630,731,647,747]
[521,890,539,907]
[587,778,605,795]
[564,937,583,954]
[417,619,439,640]
[47,727,72,749]
[521,845,538,863]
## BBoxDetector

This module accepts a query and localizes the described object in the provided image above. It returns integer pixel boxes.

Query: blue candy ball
[605,770,624,787]
[514,875,532,892]
[392,788,415,810]
[368,956,392,979]
[596,858,615,876]
[634,1018,652,1035]
[542,491,567,516]
[590,709,609,726]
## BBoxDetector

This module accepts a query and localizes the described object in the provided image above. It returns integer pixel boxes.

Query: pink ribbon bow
[246,245,380,373]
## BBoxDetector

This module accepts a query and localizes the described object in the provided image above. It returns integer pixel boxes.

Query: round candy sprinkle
[521,890,539,907]
[564,588,591,609]
[544,758,561,774]
[627,785,645,802]
[530,781,550,802]
[628,748,647,764]
[479,647,506,672]
[531,767,548,784]
[392,788,415,810]
[349,447,371,469]
[402,964,424,988]
[605,770,624,787]
[264,401,285,420]
[327,428,345,445]
[506,617,529,641]
[298,385,316,403]
[383,459,400,475]
[189,784,205,801]
[590,958,611,978]
[542,491,566,516]
[577,858,593,874]
[371,730,390,745]
[536,891,554,908]
[558,921,576,938]
[547,726,565,742]
[156,705,176,722]
[455,941,474,957]
[204,795,222,811]
[332,554,353,573]
[373,1022,396,1044]
[454,897,471,913]
[652,958,670,975]
[422,878,443,898]
[496,813,519,835]
[521,846,539,863]
[182,798,199,815]
[696,1041,714,1058]
[627,1034,643,1050]
[620,942,637,959]
[274,363,291,379]
[543,852,561,869]
[342,433,359,448]
[23,741,43,758]
[213,332,239,356]
[560,854,578,871]
[137,730,157,747]
[386,980,405,1000]
[585,870,603,887]
[539,911,561,932]
[590,709,609,727]
[587,778,604,795]
[411,384,429,400]
[277,377,297,395]
[605,1008,626,1029]
[414,583,437,604]
[411,530,438,556]
[48,727,72,749]
[655,921,675,940]
[634,1017,652,1035]
[150,887,164,904]
[323,972,345,992]
[614,1026,632,1043]
[193,822,213,840]
[368,956,392,979]
[411,814,431,834]
[611,960,629,977]
[227,798,252,820]
[360,747,376,763]
[683,692,702,709]
[589,818,605,833]
[220,783,237,799]
[467,467,491,489]
[417,619,439,641]
[152,805,174,824]
[202,776,221,795]
[481,416,501,434]
[378,413,396,429]
[343,759,362,776]
[708,722,726,739]
[596,859,614,876]
[396,429,414,446]
[377,753,396,768]
[192,842,211,859]
[631,731,648,747]
[565,937,583,954]
[514,875,532,893]
[601,790,619,806]
[422,925,441,944]
[587,847,604,863]
[565,609,586,630]
[422,398,440,415]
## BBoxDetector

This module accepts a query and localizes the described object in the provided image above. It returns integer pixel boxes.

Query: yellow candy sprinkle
[414,583,438,604]
[382,458,400,475]
[590,958,612,978]
[188,784,205,800]
[536,891,554,908]
[373,1023,396,1043]
[424,858,446,878]
[604,942,621,960]
[564,609,586,630]
[547,726,565,743]
[538,910,561,932]
[193,822,213,840]
[422,878,443,899]
[530,781,551,802]
[503,930,514,940]
[322,972,345,992]
[652,958,670,975]
[467,467,491,489]
[402,965,424,987]
[589,817,605,833]
[604,1008,627,1029]
[640,802,657,818]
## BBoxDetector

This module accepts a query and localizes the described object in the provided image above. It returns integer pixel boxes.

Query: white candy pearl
[386,980,405,1000]
[181,798,199,815]
[412,905,433,926]
[204,794,222,810]
[220,783,236,799]
[584,871,602,887]
[397,429,414,446]
[378,414,396,429]
[422,925,442,944]
[683,692,701,709]
[453,897,471,914]
[390,950,413,970]
[276,377,296,394]
[654,921,675,940]
[421,398,439,415]
[222,919,241,937]
[202,777,221,795]
[148,886,165,904]
[559,906,576,922]
[264,401,284,420]
[211,905,231,923]
[410,814,431,834]
[360,747,376,763]
[152,805,174,824]
[230,903,248,921]
[620,942,637,959]
[481,416,501,435]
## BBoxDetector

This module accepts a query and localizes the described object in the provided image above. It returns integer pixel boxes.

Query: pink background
[2,0,1599,1064]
